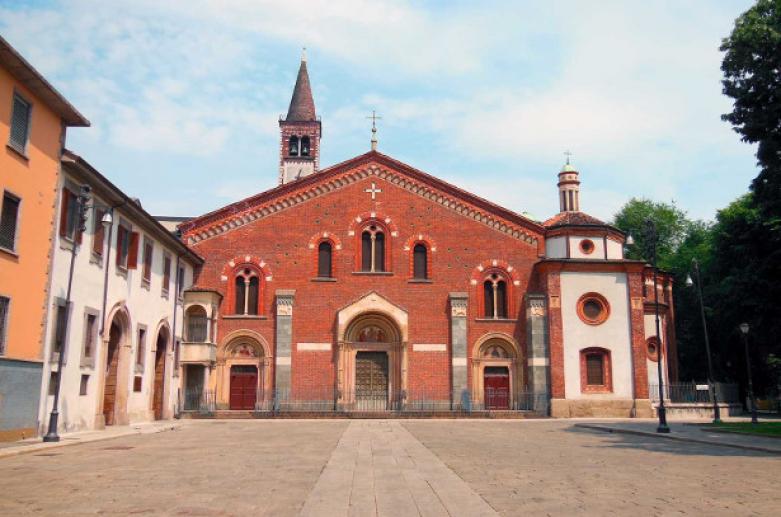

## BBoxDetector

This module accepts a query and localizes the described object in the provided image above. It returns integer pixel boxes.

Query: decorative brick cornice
[180,152,542,247]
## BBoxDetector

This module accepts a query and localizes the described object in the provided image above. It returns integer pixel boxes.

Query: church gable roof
[180,150,545,247]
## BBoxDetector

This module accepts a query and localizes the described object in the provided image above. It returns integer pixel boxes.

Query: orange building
[0,36,89,440]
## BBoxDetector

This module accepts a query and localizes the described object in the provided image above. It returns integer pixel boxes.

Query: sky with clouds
[0,0,759,222]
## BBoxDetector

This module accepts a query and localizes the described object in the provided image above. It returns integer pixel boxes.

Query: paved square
[0,420,778,516]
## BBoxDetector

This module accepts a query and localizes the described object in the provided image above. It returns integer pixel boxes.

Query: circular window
[577,293,610,325]
[579,239,595,255]
[646,337,660,362]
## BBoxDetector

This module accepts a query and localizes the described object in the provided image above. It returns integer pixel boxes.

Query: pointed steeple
[286,49,316,122]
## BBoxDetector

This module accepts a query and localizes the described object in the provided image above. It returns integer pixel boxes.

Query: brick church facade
[176,55,677,417]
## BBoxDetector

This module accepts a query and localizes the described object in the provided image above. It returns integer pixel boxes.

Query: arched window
[186,306,208,342]
[413,244,427,279]
[247,277,259,315]
[234,276,246,315]
[361,225,385,272]
[580,348,612,392]
[234,267,260,315]
[300,136,310,156]
[288,136,299,156]
[318,241,332,278]
[483,273,508,319]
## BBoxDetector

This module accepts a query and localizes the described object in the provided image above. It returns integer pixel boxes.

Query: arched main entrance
[340,313,403,410]
[151,326,169,420]
[101,308,131,426]
[472,335,521,410]
[216,331,270,411]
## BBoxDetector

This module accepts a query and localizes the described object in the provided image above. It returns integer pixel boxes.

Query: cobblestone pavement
[1,419,779,516]
[403,420,781,516]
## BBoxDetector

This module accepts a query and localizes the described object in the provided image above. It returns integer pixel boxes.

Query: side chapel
[176,54,677,417]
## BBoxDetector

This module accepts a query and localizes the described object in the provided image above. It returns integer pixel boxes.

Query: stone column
[449,292,468,409]
[274,290,295,404]
[525,293,550,414]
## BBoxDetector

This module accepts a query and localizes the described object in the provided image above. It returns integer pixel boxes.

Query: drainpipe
[172,255,181,413]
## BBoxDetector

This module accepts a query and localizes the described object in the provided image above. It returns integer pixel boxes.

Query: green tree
[612,198,689,271]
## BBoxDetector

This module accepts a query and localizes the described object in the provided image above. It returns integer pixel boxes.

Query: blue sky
[0,0,759,222]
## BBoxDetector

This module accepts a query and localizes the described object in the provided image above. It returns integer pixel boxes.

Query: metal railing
[649,382,739,403]
[179,387,549,414]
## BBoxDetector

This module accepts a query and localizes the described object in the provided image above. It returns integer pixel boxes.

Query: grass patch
[708,422,781,437]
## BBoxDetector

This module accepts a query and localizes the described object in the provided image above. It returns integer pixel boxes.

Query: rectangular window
[79,374,89,396]
[9,93,31,154]
[49,371,59,396]
[0,192,20,251]
[116,223,138,269]
[586,354,605,385]
[133,376,142,392]
[136,327,146,370]
[83,313,97,361]
[0,296,9,355]
[52,302,68,358]
[59,188,83,243]
[92,207,106,256]
[162,254,172,296]
[142,238,153,283]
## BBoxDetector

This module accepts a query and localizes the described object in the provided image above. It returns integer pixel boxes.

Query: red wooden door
[484,367,510,410]
[230,366,258,410]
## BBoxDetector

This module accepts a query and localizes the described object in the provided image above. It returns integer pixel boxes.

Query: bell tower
[557,152,580,212]
[279,49,322,184]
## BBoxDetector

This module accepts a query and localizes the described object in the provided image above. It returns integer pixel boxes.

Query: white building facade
[38,150,202,433]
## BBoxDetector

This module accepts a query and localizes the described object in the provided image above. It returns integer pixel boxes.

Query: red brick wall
[187,159,543,396]
[628,271,650,399]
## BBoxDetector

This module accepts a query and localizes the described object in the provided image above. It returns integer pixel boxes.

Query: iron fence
[649,382,739,403]
[179,386,549,414]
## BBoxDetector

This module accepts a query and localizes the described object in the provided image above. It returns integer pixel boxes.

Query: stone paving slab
[575,420,781,454]
[404,420,781,516]
[0,421,181,458]
[301,420,498,517]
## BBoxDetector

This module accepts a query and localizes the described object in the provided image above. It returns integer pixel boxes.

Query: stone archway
[339,312,405,409]
[97,304,132,427]
[150,323,170,420]
[471,333,522,410]
[215,330,271,410]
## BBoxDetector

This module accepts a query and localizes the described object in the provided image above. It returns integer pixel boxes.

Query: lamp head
[685,274,693,288]
[101,211,113,228]
[625,234,634,246]
[739,323,750,335]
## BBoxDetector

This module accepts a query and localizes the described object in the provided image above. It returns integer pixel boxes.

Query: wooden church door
[229,365,258,410]
[484,366,510,410]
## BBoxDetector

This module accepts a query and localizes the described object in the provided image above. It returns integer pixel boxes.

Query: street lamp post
[43,184,92,442]
[739,323,759,425]
[643,219,670,433]
[685,258,721,423]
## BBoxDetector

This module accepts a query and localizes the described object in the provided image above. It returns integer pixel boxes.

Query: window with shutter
[580,348,612,392]
[116,224,130,268]
[127,232,140,269]
[142,239,153,282]
[9,94,31,153]
[0,296,9,355]
[586,354,604,385]
[162,255,172,296]
[0,192,20,251]
[92,208,106,256]
[59,189,83,243]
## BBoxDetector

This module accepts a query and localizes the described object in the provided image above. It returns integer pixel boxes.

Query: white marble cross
[364,182,382,200]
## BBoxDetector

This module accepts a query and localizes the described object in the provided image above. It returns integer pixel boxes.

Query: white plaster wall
[569,236,605,260]
[560,271,634,399]
[545,236,567,258]
[38,171,195,434]
[606,238,624,259]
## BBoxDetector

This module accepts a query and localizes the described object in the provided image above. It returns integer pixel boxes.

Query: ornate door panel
[484,366,510,410]
[230,365,258,410]
[355,352,388,410]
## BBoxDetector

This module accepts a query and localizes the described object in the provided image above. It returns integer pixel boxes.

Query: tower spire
[286,51,316,121]
[367,110,381,151]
